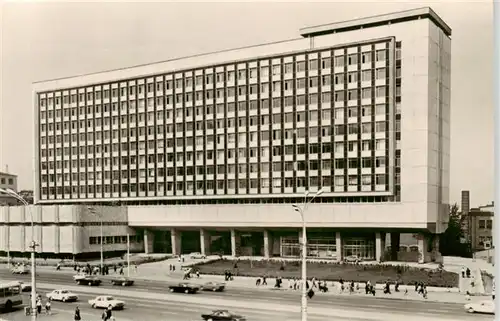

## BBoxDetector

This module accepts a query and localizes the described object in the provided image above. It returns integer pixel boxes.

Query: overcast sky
[0,0,493,207]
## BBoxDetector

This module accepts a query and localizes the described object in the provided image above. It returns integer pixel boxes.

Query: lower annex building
[0,7,451,263]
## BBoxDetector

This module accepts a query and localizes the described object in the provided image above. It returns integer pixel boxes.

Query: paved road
[0,271,492,321]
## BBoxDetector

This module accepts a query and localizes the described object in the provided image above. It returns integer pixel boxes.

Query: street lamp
[0,188,37,320]
[292,189,324,321]
[87,206,104,275]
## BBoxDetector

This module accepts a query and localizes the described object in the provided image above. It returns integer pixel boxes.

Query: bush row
[193,258,459,288]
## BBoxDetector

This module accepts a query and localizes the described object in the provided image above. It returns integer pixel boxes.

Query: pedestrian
[461,267,466,278]
[36,298,42,314]
[262,276,267,285]
[196,270,200,278]
[45,299,51,315]
[74,306,81,321]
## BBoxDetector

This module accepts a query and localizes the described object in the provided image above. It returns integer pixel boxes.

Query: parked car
[168,282,199,294]
[344,255,361,263]
[201,309,246,321]
[11,266,29,274]
[464,300,495,314]
[88,295,125,310]
[110,276,134,286]
[188,252,206,259]
[200,281,225,292]
[74,274,102,286]
[18,282,31,292]
[46,289,79,302]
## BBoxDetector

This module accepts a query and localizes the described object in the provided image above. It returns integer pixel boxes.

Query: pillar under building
[171,229,182,257]
[375,232,386,262]
[200,229,211,256]
[336,232,343,262]
[263,230,273,258]
[230,229,241,257]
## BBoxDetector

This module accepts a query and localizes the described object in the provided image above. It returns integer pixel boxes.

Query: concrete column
[263,230,273,258]
[389,232,400,261]
[335,232,343,262]
[143,230,153,254]
[200,229,210,256]
[375,232,386,262]
[431,234,443,263]
[417,233,428,264]
[54,206,60,254]
[171,229,181,256]
[230,229,240,257]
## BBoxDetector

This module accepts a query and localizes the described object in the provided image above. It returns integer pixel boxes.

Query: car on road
[201,309,246,321]
[168,282,200,294]
[88,295,125,310]
[18,282,31,292]
[74,274,102,286]
[11,266,29,274]
[110,276,134,286]
[200,281,225,292]
[344,255,361,263]
[188,252,206,259]
[464,300,495,314]
[46,289,79,302]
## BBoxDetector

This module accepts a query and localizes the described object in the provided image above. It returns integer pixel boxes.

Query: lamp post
[292,189,323,321]
[0,188,37,321]
[87,206,104,275]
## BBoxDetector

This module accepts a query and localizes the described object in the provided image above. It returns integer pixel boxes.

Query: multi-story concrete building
[0,171,19,206]
[468,203,494,252]
[22,7,451,262]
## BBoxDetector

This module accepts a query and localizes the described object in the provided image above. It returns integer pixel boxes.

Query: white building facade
[21,8,451,262]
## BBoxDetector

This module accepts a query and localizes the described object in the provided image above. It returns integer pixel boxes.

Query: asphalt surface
[0,271,493,321]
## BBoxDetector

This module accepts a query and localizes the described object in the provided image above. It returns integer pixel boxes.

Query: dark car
[200,281,225,292]
[74,275,102,286]
[110,277,134,286]
[201,310,246,321]
[168,282,199,294]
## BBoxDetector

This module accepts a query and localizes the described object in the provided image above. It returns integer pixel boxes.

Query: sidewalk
[29,264,490,305]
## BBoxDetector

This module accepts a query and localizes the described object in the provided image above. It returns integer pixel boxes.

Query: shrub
[192,259,458,287]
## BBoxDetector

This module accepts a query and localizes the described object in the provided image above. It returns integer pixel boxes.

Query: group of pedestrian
[72,306,113,321]
[415,281,428,298]
[29,294,51,316]
[461,266,472,278]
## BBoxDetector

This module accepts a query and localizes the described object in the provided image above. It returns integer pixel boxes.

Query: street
[0,271,493,321]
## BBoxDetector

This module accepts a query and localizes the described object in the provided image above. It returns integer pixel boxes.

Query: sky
[0,0,494,207]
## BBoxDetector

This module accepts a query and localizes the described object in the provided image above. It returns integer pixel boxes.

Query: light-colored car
[188,252,206,259]
[344,255,361,263]
[464,300,495,314]
[88,295,125,310]
[11,266,29,274]
[46,289,79,302]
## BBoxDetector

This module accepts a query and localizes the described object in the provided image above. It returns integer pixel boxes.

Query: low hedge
[193,258,458,287]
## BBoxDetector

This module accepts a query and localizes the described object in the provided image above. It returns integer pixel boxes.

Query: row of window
[42,173,390,195]
[41,125,390,157]
[40,83,395,123]
[89,235,141,245]
[40,86,394,124]
[41,108,390,140]
[41,155,392,182]
[41,141,390,172]
[478,219,493,229]
[40,49,391,107]
[0,177,14,185]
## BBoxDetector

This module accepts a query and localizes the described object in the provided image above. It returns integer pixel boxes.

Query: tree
[439,203,470,257]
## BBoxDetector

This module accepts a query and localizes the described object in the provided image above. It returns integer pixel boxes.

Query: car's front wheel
[185,289,189,294]
[468,307,475,313]
[62,297,66,302]
[91,303,96,309]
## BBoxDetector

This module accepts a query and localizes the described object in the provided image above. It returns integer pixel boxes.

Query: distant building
[469,203,494,252]
[0,171,18,206]
[459,190,494,252]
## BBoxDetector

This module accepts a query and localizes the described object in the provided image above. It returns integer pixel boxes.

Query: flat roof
[300,7,451,38]
[0,172,17,178]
